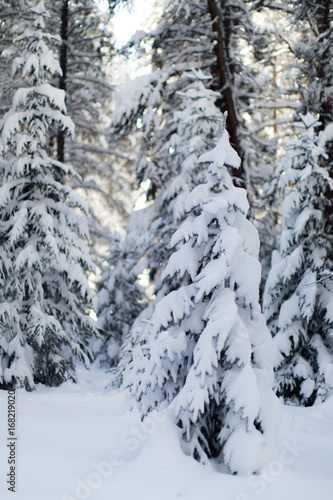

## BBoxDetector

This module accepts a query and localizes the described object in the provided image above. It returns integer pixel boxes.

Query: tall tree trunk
[207,0,244,180]
[315,0,333,222]
[316,0,332,129]
[57,0,69,163]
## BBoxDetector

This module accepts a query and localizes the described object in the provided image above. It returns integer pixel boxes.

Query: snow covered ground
[1,365,332,500]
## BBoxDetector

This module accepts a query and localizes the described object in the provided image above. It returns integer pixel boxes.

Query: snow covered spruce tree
[126,121,280,474]
[263,113,333,405]
[0,1,98,390]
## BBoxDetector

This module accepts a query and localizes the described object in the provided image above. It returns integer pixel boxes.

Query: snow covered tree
[261,0,333,405]
[263,113,333,405]
[0,1,98,390]
[125,122,280,474]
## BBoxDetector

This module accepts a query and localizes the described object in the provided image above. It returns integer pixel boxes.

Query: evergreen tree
[125,123,280,474]
[263,113,333,405]
[262,0,333,405]
[0,1,98,389]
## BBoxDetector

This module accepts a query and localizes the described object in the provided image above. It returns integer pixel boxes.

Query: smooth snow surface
[0,365,332,500]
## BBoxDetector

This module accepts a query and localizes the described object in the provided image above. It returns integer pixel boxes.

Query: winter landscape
[0,0,332,498]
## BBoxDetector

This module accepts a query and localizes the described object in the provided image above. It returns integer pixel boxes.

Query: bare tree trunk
[57,0,69,163]
[316,0,332,130]
[207,0,244,180]
[315,0,333,224]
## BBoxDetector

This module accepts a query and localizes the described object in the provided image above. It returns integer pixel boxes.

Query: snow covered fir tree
[125,121,280,475]
[262,0,333,406]
[0,1,98,390]
[263,113,333,406]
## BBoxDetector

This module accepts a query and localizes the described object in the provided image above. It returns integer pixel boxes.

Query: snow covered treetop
[198,111,241,183]
[198,115,241,171]
[0,1,74,156]
[12,1,62,85]
[31,0,49,17]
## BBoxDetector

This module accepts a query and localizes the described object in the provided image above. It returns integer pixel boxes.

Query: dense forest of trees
[0,0,332,475]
